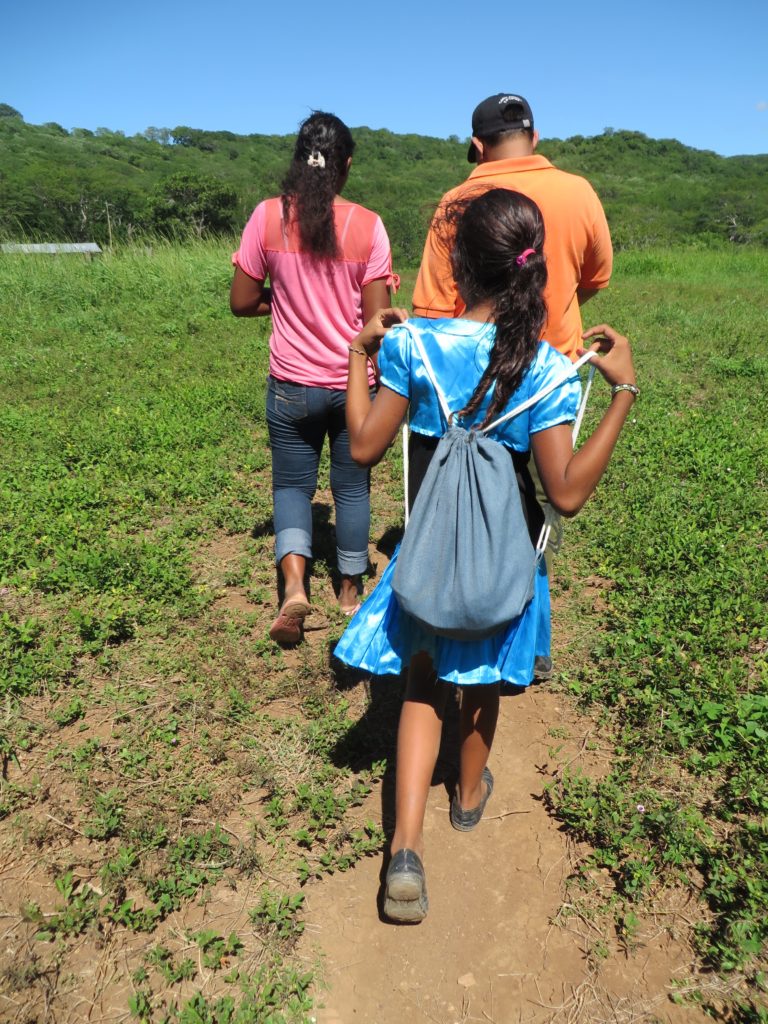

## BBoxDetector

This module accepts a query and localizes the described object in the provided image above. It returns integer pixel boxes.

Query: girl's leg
[457,683,500,811]
[328,391,371,611]
[266,379,325,609]
[390,652,450,858]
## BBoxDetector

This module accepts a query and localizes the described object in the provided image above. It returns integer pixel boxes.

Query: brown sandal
[269,600,311,645]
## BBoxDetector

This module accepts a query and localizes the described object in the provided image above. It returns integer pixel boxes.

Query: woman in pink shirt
[231,112,396,644]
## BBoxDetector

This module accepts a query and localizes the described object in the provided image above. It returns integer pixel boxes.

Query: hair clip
[307,151,326,168]
[516,248,536,266]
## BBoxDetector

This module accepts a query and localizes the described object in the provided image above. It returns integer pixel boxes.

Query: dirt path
[0,527,711,1024]
[294,563,708,1023]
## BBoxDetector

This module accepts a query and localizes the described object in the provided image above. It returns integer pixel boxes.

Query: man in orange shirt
[413,93,613,360]
[413,94,613,681]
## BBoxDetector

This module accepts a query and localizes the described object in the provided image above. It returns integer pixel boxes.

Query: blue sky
[2,0,766,156]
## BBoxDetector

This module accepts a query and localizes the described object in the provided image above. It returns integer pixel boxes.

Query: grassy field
[0,241,767,1021]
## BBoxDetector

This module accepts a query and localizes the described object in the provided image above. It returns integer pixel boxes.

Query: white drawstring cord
[534,361,596,558]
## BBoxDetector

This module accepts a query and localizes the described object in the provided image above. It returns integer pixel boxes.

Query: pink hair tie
[516,248,536,266]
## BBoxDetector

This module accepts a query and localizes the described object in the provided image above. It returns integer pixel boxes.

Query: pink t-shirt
[233,197,397,389]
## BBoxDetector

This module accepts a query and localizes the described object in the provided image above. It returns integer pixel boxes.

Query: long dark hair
[443,189,547,427]
[280,112,355,258]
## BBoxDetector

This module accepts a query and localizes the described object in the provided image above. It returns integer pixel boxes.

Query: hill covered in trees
[1,103,766,262]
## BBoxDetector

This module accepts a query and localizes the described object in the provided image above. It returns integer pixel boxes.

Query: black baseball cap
[468,93,534,162]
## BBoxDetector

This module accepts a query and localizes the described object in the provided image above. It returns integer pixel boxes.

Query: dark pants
[408,432,544,543]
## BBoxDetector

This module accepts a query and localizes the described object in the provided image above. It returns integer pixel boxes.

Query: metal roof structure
[1,242,102,254]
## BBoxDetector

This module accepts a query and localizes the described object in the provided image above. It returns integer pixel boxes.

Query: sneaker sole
[383,892,428,923]
[384,848,428,923]
[386,872,423,902]
[268,602,310,645]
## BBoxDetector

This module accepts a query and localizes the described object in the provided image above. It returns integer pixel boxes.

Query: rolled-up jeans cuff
[337,546,368,576]
[275,528,312,565]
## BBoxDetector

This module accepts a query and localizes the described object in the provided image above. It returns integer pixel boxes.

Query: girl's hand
[354,307,409,357]
[578,324,636,389]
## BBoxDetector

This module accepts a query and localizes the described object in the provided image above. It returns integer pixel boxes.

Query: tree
[170,126,196,146]
[146,172,237,237]
[144,126,171,145]
[0,103,22,119]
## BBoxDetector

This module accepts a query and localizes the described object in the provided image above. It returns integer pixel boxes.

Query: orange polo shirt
[412,155,613,359]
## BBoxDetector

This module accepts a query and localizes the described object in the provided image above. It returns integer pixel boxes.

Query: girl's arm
[230,266,272,317]
[346,308,410,466]
[532,324,637,517]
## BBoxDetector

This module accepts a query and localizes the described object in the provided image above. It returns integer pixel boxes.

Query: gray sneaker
[450,767,494,832]
[533,655,553,682]
[383,849,428,923]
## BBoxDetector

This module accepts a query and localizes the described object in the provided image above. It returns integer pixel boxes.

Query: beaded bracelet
[611,383,640,399]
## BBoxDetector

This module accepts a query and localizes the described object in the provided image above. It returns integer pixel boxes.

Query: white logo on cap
[499,95,523,106]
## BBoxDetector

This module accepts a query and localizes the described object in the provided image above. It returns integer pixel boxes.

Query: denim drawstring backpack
[391,324,594,641]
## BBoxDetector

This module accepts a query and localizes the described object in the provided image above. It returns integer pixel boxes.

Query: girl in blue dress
[338,189,638,923]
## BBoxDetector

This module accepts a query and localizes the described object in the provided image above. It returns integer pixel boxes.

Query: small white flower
[636,803,645,814]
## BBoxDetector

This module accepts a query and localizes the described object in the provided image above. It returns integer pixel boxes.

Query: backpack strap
[571,360,596,443]
[400,326,597,530]
[402,421,411,526]
[403,323,455,429]
[481,350,596,435]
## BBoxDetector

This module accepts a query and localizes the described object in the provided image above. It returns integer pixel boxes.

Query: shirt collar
[467,155,553,179]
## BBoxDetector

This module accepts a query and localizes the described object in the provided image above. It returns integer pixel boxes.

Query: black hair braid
[459,260,546,426]
[444,189,547,427]
[280,112,355,258]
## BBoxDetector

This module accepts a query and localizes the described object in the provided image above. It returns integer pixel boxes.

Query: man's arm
[577,287,600,306]
[578,190,613,296]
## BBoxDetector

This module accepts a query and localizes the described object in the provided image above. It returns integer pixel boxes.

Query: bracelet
[348,346,368,357]
[611,383,639,399]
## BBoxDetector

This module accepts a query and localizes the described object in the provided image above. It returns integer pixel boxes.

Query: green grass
[547,245,768,1017]
[0,240,395,1022]
[1,240,767,1020]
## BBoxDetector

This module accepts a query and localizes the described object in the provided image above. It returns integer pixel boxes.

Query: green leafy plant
[84,788,124,839]
[145,944,197,984]
[50,696,85,727]
[249,891,305,942]
[191,930,244,970]
[30,871,101,941]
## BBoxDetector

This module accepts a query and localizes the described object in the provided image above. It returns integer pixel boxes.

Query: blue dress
[334,318,581,689]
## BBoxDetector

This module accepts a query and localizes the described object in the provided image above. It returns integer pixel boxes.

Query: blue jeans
[265,376,371,575]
